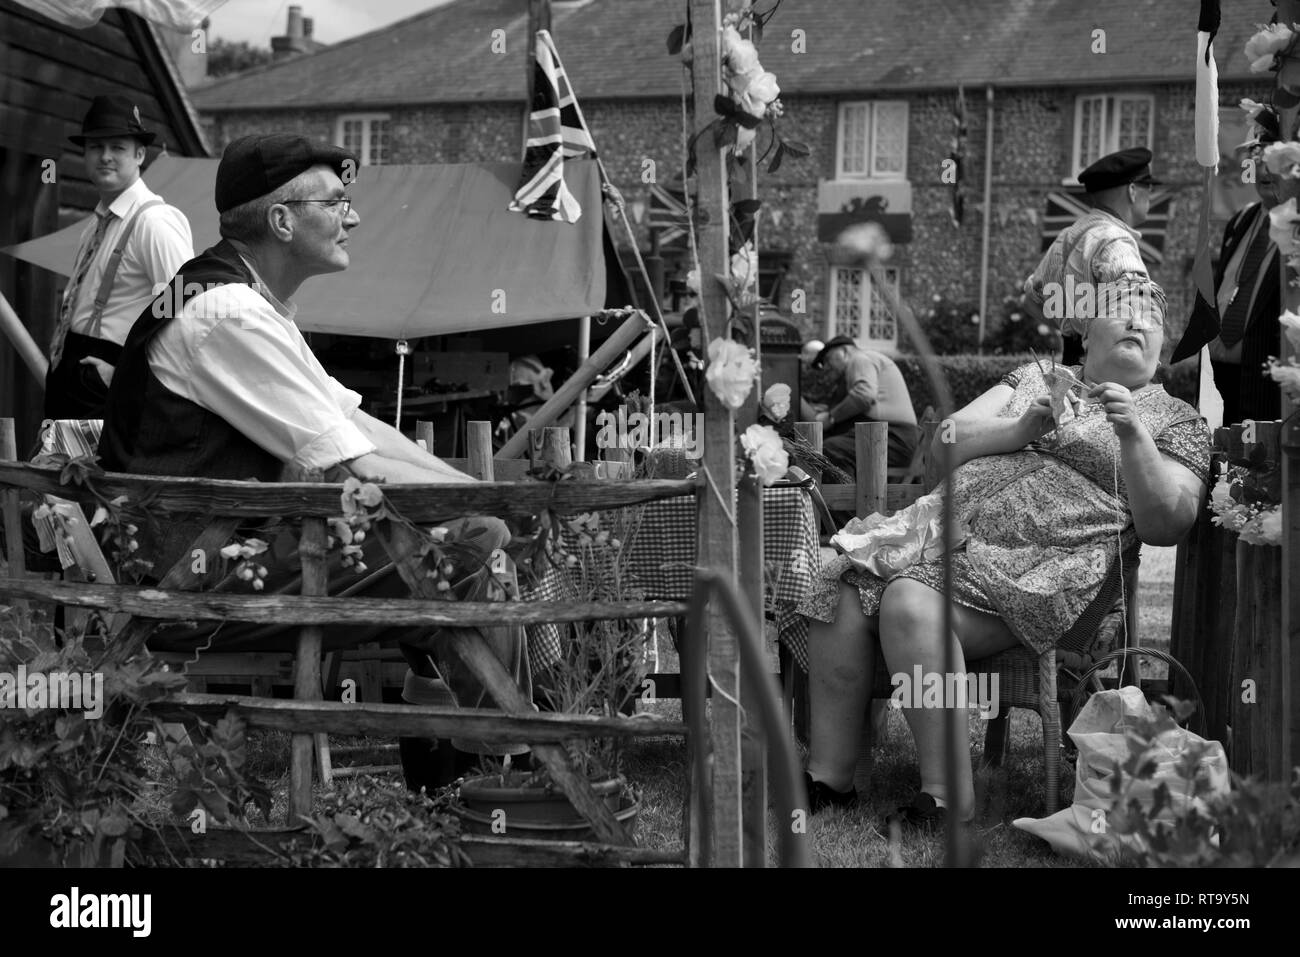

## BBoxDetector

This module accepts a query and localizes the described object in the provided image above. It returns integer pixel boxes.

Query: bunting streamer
[10,0,226,29]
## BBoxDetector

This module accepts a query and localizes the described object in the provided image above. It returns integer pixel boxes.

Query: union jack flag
[510,30,598,223]
[647,180,692,248]
[1041,188,1174,265]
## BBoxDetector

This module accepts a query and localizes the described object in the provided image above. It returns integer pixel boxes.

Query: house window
[828,266,900,347]
[836,101,908,179]
[1072,94,1153,179]
[336,114,391,166]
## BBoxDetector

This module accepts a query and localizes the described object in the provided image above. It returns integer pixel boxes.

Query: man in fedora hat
[808,336,919,477]
[1170,103,1284,426]
[1022,146,1168,366]
[47,94,192,419]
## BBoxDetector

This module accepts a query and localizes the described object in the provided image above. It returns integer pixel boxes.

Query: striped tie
[49,211,113,369]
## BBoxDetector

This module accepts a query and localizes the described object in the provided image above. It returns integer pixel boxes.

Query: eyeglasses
[283,198,353,216]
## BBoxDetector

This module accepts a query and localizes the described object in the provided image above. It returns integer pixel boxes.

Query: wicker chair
[856,542,1141,814]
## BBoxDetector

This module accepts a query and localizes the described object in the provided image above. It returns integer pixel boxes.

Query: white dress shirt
[65,176,193,345]
[147,256,378,473]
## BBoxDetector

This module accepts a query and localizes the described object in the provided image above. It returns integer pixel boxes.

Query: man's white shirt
[64,176,193,344]
[146,259,378,474]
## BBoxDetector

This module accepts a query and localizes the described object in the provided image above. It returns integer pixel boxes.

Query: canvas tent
[3,154,629,340]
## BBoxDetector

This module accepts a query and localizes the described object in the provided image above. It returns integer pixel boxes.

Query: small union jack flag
[510,30,598,223]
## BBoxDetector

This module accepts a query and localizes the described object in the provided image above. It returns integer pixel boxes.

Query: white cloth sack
[1012,686,1229,862]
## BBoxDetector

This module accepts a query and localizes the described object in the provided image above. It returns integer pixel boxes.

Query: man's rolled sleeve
[151,286,379,471]
[291,417,376,473]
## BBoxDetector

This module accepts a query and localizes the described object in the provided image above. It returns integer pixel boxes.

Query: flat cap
[215,133,356,214]
[1078,147,1163,192]
[811,335,856,368]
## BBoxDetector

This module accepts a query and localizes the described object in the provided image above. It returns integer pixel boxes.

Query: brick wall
[204,77,1275,353]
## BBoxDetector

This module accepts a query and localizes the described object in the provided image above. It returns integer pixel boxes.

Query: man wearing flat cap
[46,95,193,419]
[808,336,918,478]
[99,133,529,786]
[1023,146,1169,366]
[1170,103,1284,426]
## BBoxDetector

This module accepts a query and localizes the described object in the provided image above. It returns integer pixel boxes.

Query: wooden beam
[692,0,745,868]
[496,312,652,459]
[0,463,694,519]
[146,693,686,742]
[0,579,689,628]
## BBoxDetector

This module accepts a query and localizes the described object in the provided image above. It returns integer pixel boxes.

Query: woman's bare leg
[878,579,1018,819]
[806,580,879,792]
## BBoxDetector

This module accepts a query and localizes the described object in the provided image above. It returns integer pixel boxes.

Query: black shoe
[804,772,858,813]
[888,792,949,830]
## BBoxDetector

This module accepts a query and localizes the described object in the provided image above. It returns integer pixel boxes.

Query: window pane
[833,267,864,338]
[871,102,907,177]
[369,119,390,165]
[1117,97,1152,149]
[839,104,868,176]
[866,268,898,342]
[341,119,363,155]
[1078,97,1104,171]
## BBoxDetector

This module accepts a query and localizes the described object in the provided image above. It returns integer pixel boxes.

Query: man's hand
[1087,382,1145,441]
[79,356,114,387]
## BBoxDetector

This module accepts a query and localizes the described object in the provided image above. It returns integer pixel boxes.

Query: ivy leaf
[714,94,738,118]
[782,139,811,158]
[767,142,786,174]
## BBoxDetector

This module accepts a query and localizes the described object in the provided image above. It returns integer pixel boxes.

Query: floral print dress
[793,362,1210,655]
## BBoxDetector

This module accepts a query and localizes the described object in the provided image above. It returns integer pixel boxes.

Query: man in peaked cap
[98,134,530,787]
[46,94,193,419]
[1170,103,1284,426]
[1022,146,1169,366]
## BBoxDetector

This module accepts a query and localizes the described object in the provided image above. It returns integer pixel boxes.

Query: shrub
[895,354,1034,418]
[902,293,1062,358]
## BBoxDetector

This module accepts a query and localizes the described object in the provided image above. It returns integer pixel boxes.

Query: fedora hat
[70,95,156,147]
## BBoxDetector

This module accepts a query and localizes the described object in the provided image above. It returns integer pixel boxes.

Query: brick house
[193,0,1271,356]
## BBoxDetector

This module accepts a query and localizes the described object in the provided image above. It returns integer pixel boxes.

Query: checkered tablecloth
[623,485,821,605]
[522,485,823,672]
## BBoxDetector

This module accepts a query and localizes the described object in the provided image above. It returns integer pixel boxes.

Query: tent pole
[575,315,591,460]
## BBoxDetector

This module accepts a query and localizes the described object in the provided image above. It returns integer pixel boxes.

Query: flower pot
[453,774,639,842]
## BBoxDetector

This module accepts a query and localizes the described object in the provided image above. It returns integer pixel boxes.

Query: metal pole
[977,85,994,355]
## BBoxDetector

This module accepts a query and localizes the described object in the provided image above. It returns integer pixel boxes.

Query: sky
[205,0,455,46]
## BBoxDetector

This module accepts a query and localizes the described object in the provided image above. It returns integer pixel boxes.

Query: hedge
[892,354,1201,420]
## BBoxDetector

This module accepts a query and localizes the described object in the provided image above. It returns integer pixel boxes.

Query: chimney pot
[302,17,313,39]
[286,5,303,39]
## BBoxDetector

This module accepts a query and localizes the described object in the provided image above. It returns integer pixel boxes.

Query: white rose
[1245,23,1294,67]
[745,71,780,106]
[685,268,700,294]
[722,25,761,75]
[1241,97,1267,120]
[763,382,791,421]
[705,337,759,409]
[1268,198,1300,252]
[1262,141,1300,178]
[1257,508,1283,545]
[741,424,789,486]
[730,243,758,290]
[1280,310,1300,354]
